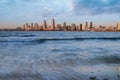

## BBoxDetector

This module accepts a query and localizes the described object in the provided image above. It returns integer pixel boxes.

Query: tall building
[56,24,61,30]
[80,24,82,31]
[30,23,33,30]
[25,23,29,28]
[85,22,88,29]
[43,20,47,30]
[51,18,55,30]
[71,23,76,31]
[22,24,25,30]
[90,22,93,29]
[63,22,67,30]
[25,23,29,30]
[117,23,120,31]
[34,23,39,30]
[77,24,82,31]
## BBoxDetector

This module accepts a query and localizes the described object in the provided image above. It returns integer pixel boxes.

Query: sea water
[0,31,120,80]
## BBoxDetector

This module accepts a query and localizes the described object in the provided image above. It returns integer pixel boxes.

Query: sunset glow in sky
[0,0,120,28]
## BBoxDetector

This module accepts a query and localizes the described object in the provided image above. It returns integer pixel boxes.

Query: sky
[0,0,120,28]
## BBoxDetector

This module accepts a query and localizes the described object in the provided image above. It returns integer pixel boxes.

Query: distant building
[30,23,34,30]
[76,24,82,31]
[25,23,29,30]
[43,20,47,30]
[22,24,25,30]
[117,23,120,31]
[34,23,39,30]
[71,23,76,31]
[90,22,93,29]
[16,27,22,30]
[85,22,88,28]
[80,24,82,31]
[56,24,61,30]
[98,25,106,31]
[67,25,71,31]
[48,25,51,30]
[51,18,55,30]
[24,23,30,30]
[63,22,67,30]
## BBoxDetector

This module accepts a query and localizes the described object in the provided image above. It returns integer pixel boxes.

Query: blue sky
[0,0,120,28]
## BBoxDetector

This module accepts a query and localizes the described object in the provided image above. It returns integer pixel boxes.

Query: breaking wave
[0,37,120,43]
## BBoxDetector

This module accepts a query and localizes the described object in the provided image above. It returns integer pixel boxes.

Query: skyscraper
[90,22,93,29]
[30,23,33,30]
[56,24,61,30]
[25,23,29,28]
[77,24,82,31]
[80,24,82,31]
[63,22,67,30]
[51,18,55,30]
[85,22,88,29]
[71,23,76,31]
[25,23,29,30]
[34,23,39,30]
[43,20,47,30]
[84,22,88,30]
[22,24,25,30]
[117,23,120,31]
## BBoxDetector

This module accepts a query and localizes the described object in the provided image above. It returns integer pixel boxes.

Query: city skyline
[19,18,120,32]
[0,0,120,28]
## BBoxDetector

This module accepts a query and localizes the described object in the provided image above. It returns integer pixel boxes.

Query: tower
[30,23,33,30]
[25,23,28,28]
[85,22,88,29]
[34,23,39,30]
[71,23,76,31]
[90,22,93,29]
[22,24,25,30]
[63,22,67,30]
[117,23,120,31]
[43,20,47,30]
[80,24,82,31]
[51,18,55,30]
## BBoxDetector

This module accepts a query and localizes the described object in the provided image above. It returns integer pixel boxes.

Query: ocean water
[0,31,120,80]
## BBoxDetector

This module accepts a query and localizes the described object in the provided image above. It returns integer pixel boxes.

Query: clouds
[0,0,73,19]
[0,0,120,28]
[71,0,120,15]
[0,0,120,18]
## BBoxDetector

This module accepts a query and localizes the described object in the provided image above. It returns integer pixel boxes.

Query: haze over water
[0,31,120,80]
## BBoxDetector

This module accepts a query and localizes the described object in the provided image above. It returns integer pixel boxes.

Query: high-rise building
[51,18,55,30]
[117,23,120,31]
[30,23,33,30]
[77,24,82,31]
[80,24,82,31]
[25,23,29,28]
[43,20,47,30]
[56,24,61,30]
[22,24,25,30]
[34,23,39,30]
[85,22,88,29]
[25,23,29,30]
[71,23,76,31]
[63,22,67,30]
[90,22,93,29]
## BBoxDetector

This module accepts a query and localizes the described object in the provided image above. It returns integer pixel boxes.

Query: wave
[0,35,35,37]
[0,37,120,43]
[96,55,120,64]
[36,37,120,41]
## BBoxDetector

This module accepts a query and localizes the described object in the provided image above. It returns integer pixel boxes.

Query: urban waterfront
[0,31,120,80]
[1,19,120,32]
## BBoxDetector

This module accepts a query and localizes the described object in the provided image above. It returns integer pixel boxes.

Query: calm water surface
[0,31,120,80]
